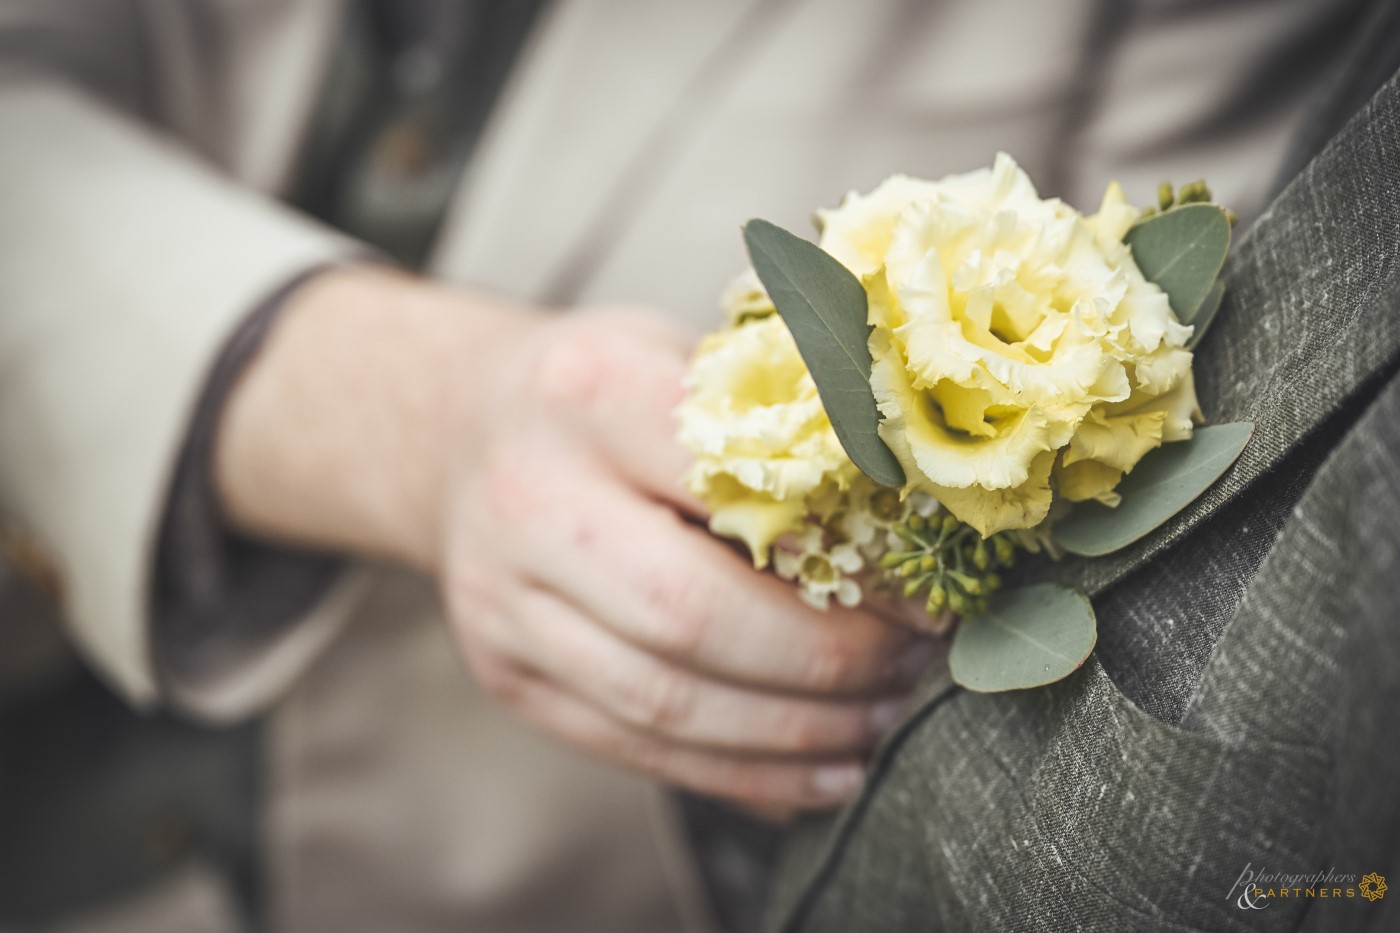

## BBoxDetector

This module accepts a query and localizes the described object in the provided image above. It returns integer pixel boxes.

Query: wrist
[214,265,538,571]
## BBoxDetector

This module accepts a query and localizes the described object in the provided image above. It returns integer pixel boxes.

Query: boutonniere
[677,155,1251,692]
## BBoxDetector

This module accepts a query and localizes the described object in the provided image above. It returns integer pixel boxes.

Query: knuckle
[620,669,697,734]
[725,767,785,809]
[805,642,865,692]
[784,708,840,752]
[622,734,668,778]
[532,331,622,410]
[643,572,711,657]
[465,651,523,706]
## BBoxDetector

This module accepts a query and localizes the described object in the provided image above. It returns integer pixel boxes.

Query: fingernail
[810,764,864,800]
[868,698,907,736]
[894,640,942,684]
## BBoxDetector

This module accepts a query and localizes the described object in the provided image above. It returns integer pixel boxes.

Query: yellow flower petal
[1086,181,1139,245]
[932,450,1057,536]
[1110,368,1202,443]
[818,174,945,278]
[1055,458,1125,507]
[871,337,1063,491]
[1062,408,1166,473]
[703,475,808,568]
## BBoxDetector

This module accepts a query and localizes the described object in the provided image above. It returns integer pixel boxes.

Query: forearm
[213,266,536,573]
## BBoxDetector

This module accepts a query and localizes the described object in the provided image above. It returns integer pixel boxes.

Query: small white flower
[840,482,944,560]
[774,527,864,610]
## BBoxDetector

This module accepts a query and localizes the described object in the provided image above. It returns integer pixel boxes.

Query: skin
[214,265,936,812]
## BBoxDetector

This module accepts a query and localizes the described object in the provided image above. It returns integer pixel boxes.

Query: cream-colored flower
[773,527,863,610]
[839,476,942,559]
[677,315,853,566]
[719,268,774,325]
[819,154,1200,535]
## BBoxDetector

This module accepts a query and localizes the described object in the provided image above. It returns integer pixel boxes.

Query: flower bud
[1157,181,1175,211]
[880,551,911,569]
[972,539,990,571]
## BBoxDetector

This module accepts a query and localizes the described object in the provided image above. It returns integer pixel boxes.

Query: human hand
[215,269,935,813]
[439,307,933,811]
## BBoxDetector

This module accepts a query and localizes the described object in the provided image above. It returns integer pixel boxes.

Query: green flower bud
[1178,179,1211,203]
[907,513,926,532]
[993,536,1017,566]
[948,588,969,615]
[919,554,938,573]
[903,576,926,599]
[1157,181,1175,211]
[948,570,982,595]
[984,572,1003,592]
[972,539,990,571]
[879,551,911,570]
[926,583,947,614]
[941,515,961,538]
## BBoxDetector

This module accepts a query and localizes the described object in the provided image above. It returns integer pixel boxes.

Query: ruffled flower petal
[930,450,1057,536]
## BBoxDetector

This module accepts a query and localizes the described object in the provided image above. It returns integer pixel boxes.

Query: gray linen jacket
[767,21,1400,933]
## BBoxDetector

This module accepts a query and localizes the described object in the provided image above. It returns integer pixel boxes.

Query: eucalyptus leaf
[1126,204,1231,323]
[949,584,1097,692]
[1053,422,1254,557]
[743,219,906,487]
[1185,281,1225,349]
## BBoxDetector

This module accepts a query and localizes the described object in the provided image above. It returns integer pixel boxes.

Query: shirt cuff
[149,265,365,721]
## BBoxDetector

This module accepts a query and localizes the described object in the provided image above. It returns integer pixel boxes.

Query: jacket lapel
[773,59,1400,933]
[427,0,772,300]
[1050,65,1400,599]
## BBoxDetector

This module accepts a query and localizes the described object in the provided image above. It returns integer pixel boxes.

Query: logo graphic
[1359,873,1388,902]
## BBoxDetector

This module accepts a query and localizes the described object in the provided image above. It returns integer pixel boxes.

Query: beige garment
[0,0,1347,930]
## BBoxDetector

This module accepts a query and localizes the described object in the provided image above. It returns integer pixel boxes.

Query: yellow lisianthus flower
[822,154,1200,535]
[676,314,854,566]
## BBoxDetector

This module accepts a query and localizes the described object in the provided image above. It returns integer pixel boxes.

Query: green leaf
[743,219,906,487]
[1053,422,1254,557]
[1185,281,1225,349]
[1126,203,1231,323]
[949,584,1097,692]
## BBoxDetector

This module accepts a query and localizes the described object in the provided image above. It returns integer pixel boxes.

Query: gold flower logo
[1359,872,1388,902]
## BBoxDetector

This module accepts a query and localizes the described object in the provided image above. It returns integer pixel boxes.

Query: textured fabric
[768,51,1400,933]
[149,267,355,722]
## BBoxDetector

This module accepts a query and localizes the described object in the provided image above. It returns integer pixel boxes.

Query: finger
[542,328,705,516]
[496,664,868,810]
[862,591,959,640]
[529,473,918,696]
[490,585,907,755]
[597,353,705,517]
